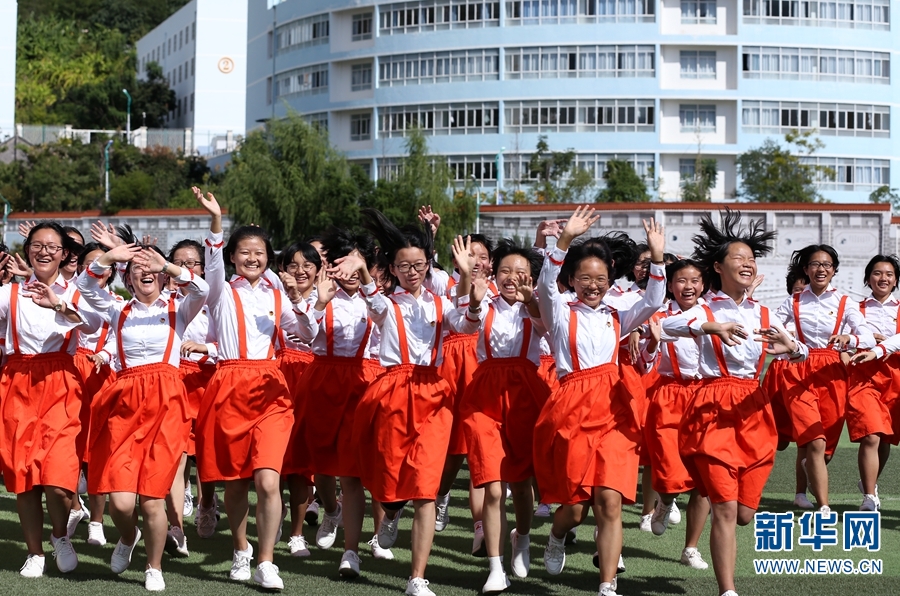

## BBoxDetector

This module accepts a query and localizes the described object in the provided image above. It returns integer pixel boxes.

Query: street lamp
[104,140,114,203]
[122,89,132,143]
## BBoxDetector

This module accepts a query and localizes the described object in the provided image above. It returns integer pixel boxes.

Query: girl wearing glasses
[192,188,318,591]
[774,244,875,514]
[328,208,473,596]
[3,223,102,579]
[534,207,666,596]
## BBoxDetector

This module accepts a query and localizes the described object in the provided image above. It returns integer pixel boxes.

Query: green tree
[523,136,578,203]
[735,131,833,203]
[869,185,900,212]
[596,160,650,203]
[680,158,718,202]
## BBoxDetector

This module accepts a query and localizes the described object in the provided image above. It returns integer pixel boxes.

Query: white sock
[437,492,450,505]
[236,544,252,556]
[474,520,483,532]
[795,492,806,499]
[515,530,530,544]
[600,581,613,592]
[488,556,503,573]
[548,532,565,547]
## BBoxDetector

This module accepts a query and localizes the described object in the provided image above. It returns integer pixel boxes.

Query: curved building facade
[246,0,899,203]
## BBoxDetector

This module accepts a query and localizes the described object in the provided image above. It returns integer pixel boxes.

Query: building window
[679,158,698,180]
[268,31,274,59]
[680,50,716,79]
[380,49,500,86]
[275,64,329,98]
[379,1,501,34]
[351,63,373,91]
[803,157,890,190]
[505,99,655,133]
[303,112,329,132]
[505,0,655,24]
[276,13,329,53]
[191,58,195,77]
[179,64,183,83]
[378,155,498,184]
[192,21,196,40]
[179,31,183,49]
[504,152,654,185]
[505,45,655,79]
[352,13,373,40]
[350,114,371,141]
[681,0,716,22]
[743,0,889,28]
[742,100,890,137]
[177,98,182,118]
[742,46,890,84]
[267,76,273,105]
[378,102,500,137]
[190,93,195,112]
[680,104,716,132]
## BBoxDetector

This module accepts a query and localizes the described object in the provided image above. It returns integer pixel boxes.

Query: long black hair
[785,263,809,295]
[665,258,705,301]
[692,209,775,292]
[863,254,900,291]
[78,242,116,287]
[361,208,433,286]
[492,239,543,282]
[23,222,82,268]
[320,227,377,269]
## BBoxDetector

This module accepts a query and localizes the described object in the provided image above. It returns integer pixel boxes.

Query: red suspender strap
[354,317,373,359]
[10,283,19,355]
[520,317,533,359]
[161,295,177,364]
[703,304,731,378]
[568,309,580,372]
[230,286,248,359]
[483,304,495,360]
[896,306,900,334]
[792,292,807,345]
[269,291,282,360]
[390,298,410,365]
[665,342,683,380]
[95,322,110,353]
[859,300,866,318]
[116,303,134,369]
[325,302,335,358]
[610,312,621,364]
[59,289,80,353]
[831,295,847,336]
[756,306,770,379]
[430,291,444,367]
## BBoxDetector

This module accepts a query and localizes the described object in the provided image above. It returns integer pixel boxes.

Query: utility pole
[104,140,114,203]
[122,89,132,143]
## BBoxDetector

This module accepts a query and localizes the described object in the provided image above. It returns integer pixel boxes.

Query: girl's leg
[685,489,710,549]
[314,474,339,516]
[44,485,74,540]
[858,434,881,494]
[89,493,106,523]
[223,479,252,552]
[481,482,505,558]
[17,488,45,555]
[410,499,437,579]
[510,480,534,536]
[804,439,829,507]
[165,453,188,530]
[108,492,140,545]
[592,488,623,585]
[795,445,808,494]
[339,476,365,553]
[549,502,590,539]
[139,496,168,570]
[287,475,309,538]
[253,468,282,563]
[437,454,465,501]
[641,466,657,516]
[709,501,738,594]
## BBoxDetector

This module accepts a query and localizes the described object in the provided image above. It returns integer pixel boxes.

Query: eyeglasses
[575,276,608,286]
[807,261,834,271]
[27,243,63,255]
[286,262,316,273]
[635,259,651,268]
[395,262,428,274]
[173,260,201,268]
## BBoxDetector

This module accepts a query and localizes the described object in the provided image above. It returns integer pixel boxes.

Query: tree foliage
[513,136,595,203]
[869,185,900,213]
[735,130,833,203]
[596,160,650,203]
[680,158,718,202]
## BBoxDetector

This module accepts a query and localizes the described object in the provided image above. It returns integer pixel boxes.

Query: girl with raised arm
[328,208,471,596]
[76,242,208,591]
[191,187,318,591]
[533,206,666,596]
[2,224,101,579]
[663,210,807,596]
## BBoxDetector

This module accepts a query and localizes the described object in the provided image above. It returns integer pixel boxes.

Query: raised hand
[192,186,222,217]
[314,267,337,309]
[141,234,159,247]
[452,235,475,278]
[642,218,665,263]
[327,254,367,282]
[279,271,303,304]
[22,281,61,310]
[9,253,33,278]
[132,247,167,273]
[533,219,567,249]
[514,273,535,304]
[470,276,489,305]
[558,206,600,251]
[418,205,441,235]
[18,220,36,239]
[90,220,123,249]
[747,274,765,299]
[101,243,142,266]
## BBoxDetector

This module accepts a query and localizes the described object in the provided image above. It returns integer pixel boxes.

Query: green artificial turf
[0,430,896,595]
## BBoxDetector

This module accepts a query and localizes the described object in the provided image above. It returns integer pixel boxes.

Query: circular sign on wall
[218,57,235,74]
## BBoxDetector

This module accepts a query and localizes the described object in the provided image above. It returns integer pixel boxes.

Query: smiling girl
[192,187,318,591]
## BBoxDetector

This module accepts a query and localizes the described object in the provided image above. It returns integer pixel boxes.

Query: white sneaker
[721,591,739,596]
[599,581,619,596]
[288,535,310,557]
[681,547,709,570]
[110,528,141,574]
[435,492,450,532]
[858,479,880,498]
[472,521,486,557]
[482,568,510,593]
[378,508,402,549]
[406,577,436,596]
[88,521,107,546]
[253,561,284,590]
[145,567,166,591]
[819,505,832,516]
[77,469,88,495]
[793,493,814,510]
[510,529,530,578]
[617,554,626,573]
[196,493,219,539]
[534,503,552,517]
[230,543,253,581]
[861,494,881,511]
[339,550,362,578]
[166,526,190,557]
[305,501,320,526]
[316,504,342,549]
[368,535,395,560]
[19,553,45,578]
[66,504,89,539]
[543,535,566,575]
[51,535,77,573]
[183,487,194,518]
[639,513,652,532]
[668,501,682,525]
[650,500,674,536]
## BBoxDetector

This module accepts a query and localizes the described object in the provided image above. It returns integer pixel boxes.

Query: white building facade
[243,0,900,204]
[0,0,17,142]
[136,0,248,154]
